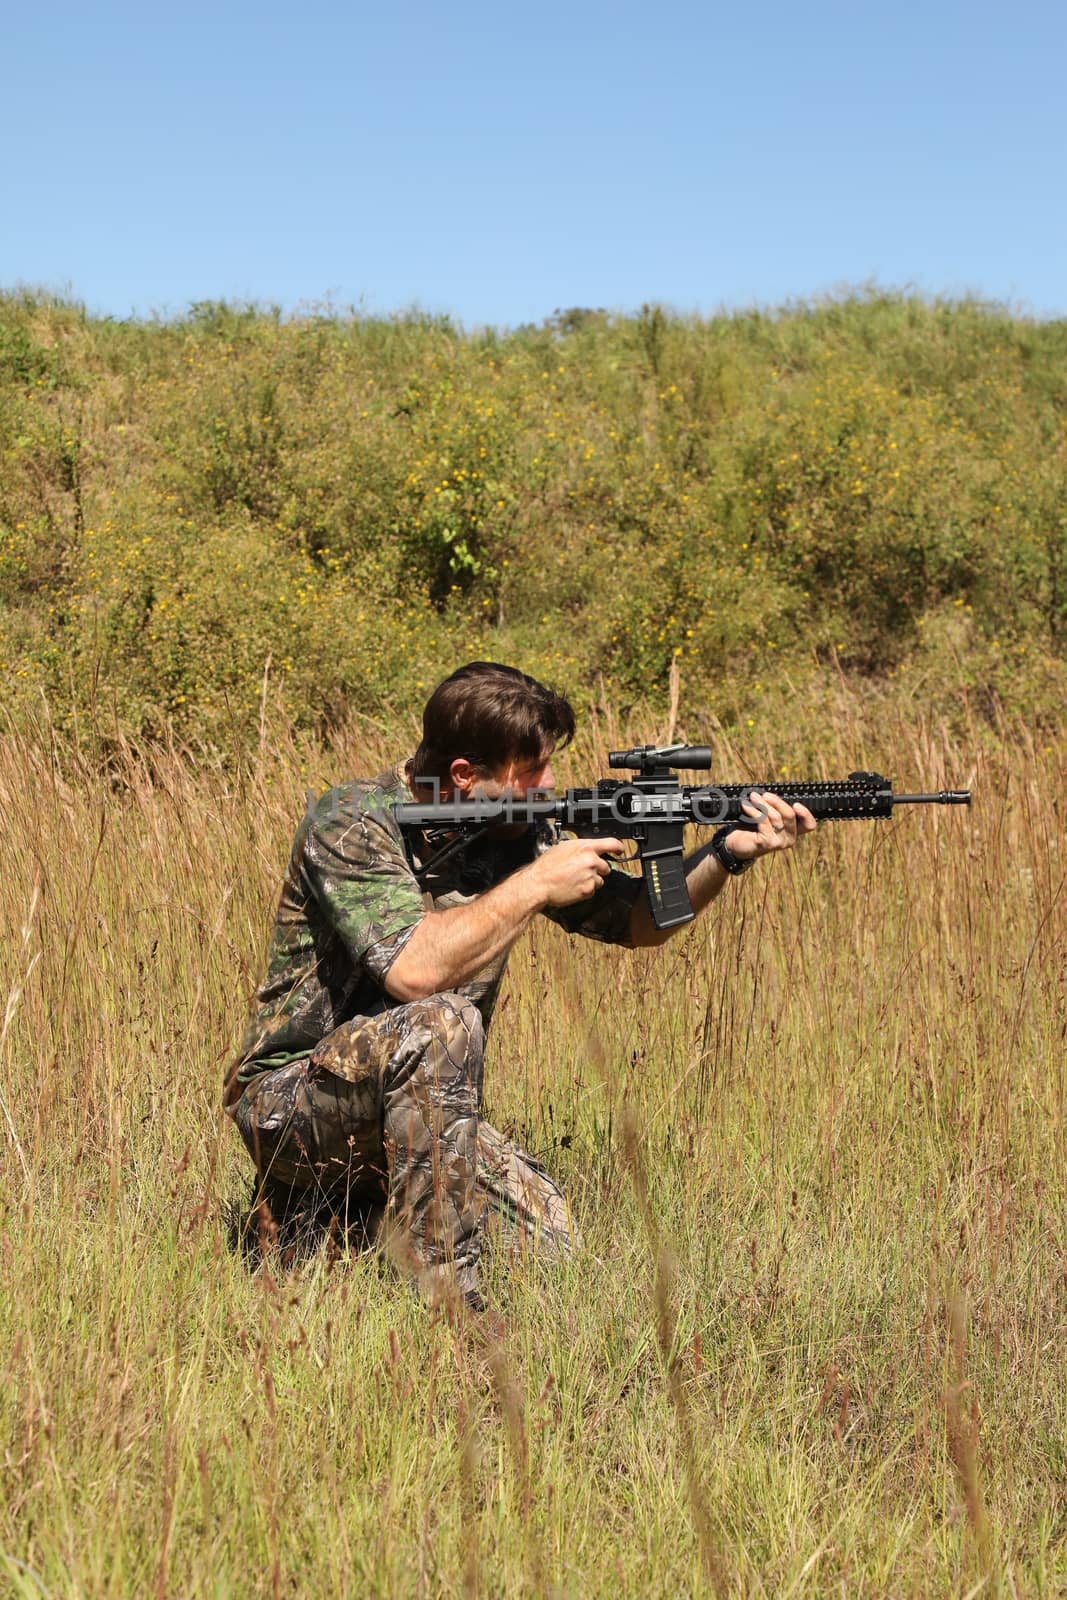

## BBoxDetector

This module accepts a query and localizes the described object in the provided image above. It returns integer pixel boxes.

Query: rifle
[393,744,971,932]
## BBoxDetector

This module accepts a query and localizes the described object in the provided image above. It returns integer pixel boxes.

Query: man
[225,662,815,1309]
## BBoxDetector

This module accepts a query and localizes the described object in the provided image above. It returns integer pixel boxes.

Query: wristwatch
[710,825,752,876]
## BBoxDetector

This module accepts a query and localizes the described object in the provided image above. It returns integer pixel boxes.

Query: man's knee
[410,992,484,1061]
[381,992,485,1112]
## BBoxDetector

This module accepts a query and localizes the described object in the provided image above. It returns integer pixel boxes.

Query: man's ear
[448,757,478,795]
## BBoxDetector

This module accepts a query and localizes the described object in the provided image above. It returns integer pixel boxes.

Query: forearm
[628,789,818,947]
[628,842,729,948]
[385,864,545,1001]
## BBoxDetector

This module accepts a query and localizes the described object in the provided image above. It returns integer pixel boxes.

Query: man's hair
[412,662,575,783]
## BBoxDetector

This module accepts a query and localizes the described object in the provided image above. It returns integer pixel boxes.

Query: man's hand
[628,791,815,947]
[724,790,817,864]
[384,837,626,1002]
[527,836,627,906]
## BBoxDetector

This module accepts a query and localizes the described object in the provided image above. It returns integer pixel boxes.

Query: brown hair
[411,661,575,783]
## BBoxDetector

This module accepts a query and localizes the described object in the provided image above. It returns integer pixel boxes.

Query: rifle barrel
[892,791,971,805]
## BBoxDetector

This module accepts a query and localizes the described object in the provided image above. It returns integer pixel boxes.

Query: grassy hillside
[1,291,1065,749]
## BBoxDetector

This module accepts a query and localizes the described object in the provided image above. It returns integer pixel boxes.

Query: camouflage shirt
[230,765,640,1090]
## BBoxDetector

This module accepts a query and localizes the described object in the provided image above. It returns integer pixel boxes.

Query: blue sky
[3,0,1064,326]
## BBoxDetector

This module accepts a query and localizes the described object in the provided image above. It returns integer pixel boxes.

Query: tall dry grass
[0,682,1063,1596]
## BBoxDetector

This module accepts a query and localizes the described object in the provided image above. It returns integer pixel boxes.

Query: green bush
[1,289,1065,749]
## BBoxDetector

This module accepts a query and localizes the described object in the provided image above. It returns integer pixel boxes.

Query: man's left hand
[725,790,817,864]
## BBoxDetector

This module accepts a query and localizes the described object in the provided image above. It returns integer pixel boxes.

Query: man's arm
[386,836,627,1000]
[628,791,817,948]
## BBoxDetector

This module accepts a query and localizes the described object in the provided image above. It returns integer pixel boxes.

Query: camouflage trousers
[228,993,575,1303]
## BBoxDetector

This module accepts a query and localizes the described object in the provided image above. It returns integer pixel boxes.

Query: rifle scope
[608,744,712,773]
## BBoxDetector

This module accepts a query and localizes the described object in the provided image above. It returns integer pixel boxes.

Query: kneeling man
[225,661,813,1308]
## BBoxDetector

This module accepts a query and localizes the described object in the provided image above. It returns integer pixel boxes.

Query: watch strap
[711,825,752,876]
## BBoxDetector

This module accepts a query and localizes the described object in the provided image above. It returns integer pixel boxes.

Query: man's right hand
[526,836,627,906]
[386,837,627,1003]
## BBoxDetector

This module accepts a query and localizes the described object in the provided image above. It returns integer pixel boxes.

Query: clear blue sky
[4,0,1064,327]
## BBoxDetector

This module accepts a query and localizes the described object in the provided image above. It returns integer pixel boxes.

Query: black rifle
[393,744,971,931]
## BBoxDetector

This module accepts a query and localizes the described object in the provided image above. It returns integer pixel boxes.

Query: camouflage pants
[228,993,575,1302]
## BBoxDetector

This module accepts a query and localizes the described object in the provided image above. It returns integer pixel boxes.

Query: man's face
[489,750,556,797]
[474,750,555,836]
[435,749,556,834]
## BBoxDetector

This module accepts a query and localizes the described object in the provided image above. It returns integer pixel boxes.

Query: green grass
[0,687,1062,1596]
